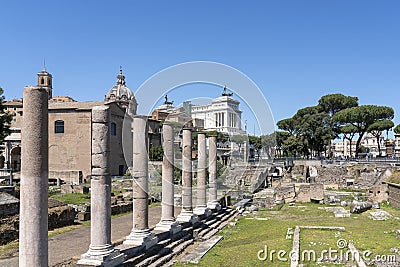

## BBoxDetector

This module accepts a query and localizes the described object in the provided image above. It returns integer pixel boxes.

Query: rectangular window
[111,122,117,136]
[55,120,64,134]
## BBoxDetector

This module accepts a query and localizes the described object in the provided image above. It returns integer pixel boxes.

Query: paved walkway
[0,206,180,267]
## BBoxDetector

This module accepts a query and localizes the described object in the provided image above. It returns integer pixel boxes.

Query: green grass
[387,170,400,184]
[49,193,91,205]
[174,203,400,267]
[149,201,161,208]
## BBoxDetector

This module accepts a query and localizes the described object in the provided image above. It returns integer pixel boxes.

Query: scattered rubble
[369,210,392,221]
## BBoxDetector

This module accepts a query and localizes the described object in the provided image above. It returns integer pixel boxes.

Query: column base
[193,206,212,217]
[154,220,182,234]
[77,245,125,267]
[207,201,221,211]
[123,229,158,249]
[176,210,199,224]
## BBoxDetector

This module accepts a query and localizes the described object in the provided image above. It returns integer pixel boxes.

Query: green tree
[205,130,228,143]
[281,135,303,157]
[367,120,394,156]
[394,124,400,134]
[260,132,277,158]
[318,94,358,116]
[339,125,358,157]
[333,105,394,157]
[294,106,334,157]
[276,118,296,135]
[230,134,248,158]
[149,146,163,161]
[318,94,359,157]
[0,87,12,147]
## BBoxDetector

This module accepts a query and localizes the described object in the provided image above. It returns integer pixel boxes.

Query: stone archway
[10,146,21,171]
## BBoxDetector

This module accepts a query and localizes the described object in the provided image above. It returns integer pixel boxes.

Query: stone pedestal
[78,106,125,266]
[177,127,198,224]
[207,135,221,211]
[194,132,211,217]
[19,86,49,267]
[124,116,158,248]
[155,122,182,234]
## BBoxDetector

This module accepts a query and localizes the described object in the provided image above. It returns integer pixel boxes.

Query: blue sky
[1,1,399,135]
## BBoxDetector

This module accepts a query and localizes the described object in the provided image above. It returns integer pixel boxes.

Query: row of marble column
[80,114,221,265]
[19,85,222,266]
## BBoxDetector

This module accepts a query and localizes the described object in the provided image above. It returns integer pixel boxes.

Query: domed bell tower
[37,67,53,99]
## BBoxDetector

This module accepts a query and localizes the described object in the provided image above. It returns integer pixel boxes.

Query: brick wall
[387,183,400,209]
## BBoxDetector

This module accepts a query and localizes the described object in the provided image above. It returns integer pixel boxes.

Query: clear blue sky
[1,1,399,134]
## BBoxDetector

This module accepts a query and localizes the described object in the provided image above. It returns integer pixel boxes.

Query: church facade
[2,68,137,183]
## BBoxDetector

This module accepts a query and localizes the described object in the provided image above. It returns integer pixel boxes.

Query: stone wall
[253,188,276,208]
[111,202,133,215]
[0,205,77,245]
[296,184,324,203]
[48,205,77,230]
[49,170,82,185]
[48,109,92,181]
[387,182,400,209]
[61,184,89,194]
[315,165,348,184]
[0,215,18,245]
[367,184,389,203]
[275,183,296,203]
[0,192,19,216]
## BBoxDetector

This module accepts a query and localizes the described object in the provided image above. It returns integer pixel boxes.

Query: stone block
[91,105,110,123]
[297,183,324,203]
[77,211,91,221]
[48,206,77,230]
[61,184,89,194]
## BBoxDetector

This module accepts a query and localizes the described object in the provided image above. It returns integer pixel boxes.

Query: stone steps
[180,235,224,263]
[201,210,236,240]
[122,208,237,267]
[121,229,192,266]
[194,209,236,241]
[147,238,194,267]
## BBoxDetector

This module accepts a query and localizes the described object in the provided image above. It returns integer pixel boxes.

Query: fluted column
[155,122,181,233]
[78,106,125,266]
[124,115,157,248]
[19,86,48,267]
[207,135,221,210]
[194,132,211,216]
[177,127,198,223]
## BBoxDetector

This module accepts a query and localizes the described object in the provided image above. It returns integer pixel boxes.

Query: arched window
[111,122,117,136]
[41,78,45,85]
[55,120,64,134]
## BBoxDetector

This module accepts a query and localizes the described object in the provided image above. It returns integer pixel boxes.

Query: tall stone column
[78,106,125,266]
[177,127,198,223]
[194,132,211,216]
[124,116,157,248]
[207,135,221,210]
[155,122,181,234]
[243,141,248,162]
[19,86,48,267]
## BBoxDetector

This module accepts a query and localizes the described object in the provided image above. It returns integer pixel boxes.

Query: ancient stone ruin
[18,89,234,267]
